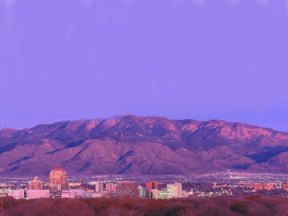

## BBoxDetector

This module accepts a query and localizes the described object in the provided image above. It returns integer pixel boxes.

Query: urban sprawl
[1,168,288,200]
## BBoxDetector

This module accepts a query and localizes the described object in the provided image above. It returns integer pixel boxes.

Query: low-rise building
[61,190,85,198]
[26,190,49,199]
[8,189,25,199]
[116,181,139,197]
[106,182,117,192]
[138,185,146,198]
[158,189,169,199]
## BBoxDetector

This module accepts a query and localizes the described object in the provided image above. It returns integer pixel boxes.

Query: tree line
[1,195,288,216]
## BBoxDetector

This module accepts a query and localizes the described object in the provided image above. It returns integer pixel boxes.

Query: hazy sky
[0,0,288,131]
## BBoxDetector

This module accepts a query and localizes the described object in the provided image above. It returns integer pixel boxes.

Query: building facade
[29,177,43,190]
[116,181,139,197]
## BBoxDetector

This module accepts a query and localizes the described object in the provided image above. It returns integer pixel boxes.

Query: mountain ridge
[1,115,288,177]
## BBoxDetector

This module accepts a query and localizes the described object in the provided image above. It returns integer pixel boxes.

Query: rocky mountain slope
[1,115,288,176]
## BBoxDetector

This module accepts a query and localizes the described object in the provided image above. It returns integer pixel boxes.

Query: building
[95,182,104,192]
[29,177,43,190]
[138,185,146,198]
[146,181,158,190]
[167,184,177,198]
[8,190,25,199]
[263,183,275,191]
[61,190,85,198]
[0,189,10,197]
[175,182,183,198]
[150,189,160,199]
[116,181,139,197]
[252,183,263,191]
[158,189,169,199]
[252,183,274,192]
[146,181,159,198]
[68,182,82,188]
[89,192,110,198]
[167,182,183,198]
[106,182,117,192]
[61,190,109,199]
[282,183,288,190]
[90,181,105,192]
[49,167,68,192]
[26,190,50,199]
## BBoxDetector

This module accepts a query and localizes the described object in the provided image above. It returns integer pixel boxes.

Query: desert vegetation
[1,195,288,216]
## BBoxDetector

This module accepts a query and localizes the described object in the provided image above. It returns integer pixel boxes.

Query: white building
[61,189,109,198]
[61,190,85,198]
[8,189,25,199]
[26,190,50,199]
[175,182,183,198]
[90,192,108,198]
[150,189,160,199]
[167,183,183,198]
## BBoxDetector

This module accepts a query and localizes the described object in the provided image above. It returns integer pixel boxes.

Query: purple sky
[0,0,288,131]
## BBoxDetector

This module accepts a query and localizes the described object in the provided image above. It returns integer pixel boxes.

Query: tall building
[29,176,43,190]
[146,181,158,190]
[49,167,68,192]
[175,182,183,198]
[146,181,159,198]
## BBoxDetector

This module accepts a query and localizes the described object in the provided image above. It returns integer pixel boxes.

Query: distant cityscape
[1,169,288,200]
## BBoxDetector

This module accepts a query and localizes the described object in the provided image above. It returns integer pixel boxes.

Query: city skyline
[1,0,288,215]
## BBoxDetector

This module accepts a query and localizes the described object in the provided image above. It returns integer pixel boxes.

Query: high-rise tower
[48,167,68,192]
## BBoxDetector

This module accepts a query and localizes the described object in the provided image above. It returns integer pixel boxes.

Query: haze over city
[1,0,288,131]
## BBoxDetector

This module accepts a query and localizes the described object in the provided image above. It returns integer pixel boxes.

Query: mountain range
[1,115,288,177]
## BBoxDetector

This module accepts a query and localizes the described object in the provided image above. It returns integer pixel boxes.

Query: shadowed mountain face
[1,115,288,177]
